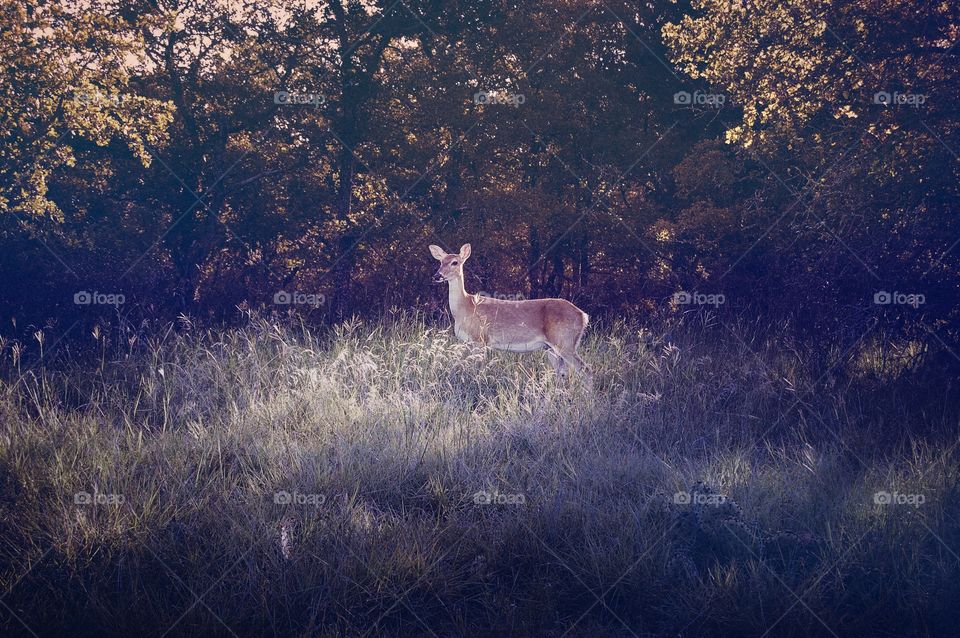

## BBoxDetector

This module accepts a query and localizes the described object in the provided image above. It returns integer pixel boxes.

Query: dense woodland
[1,0,957,354]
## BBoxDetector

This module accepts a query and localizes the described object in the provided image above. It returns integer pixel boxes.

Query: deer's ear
[459,243,472,261]
[429,244,446,261]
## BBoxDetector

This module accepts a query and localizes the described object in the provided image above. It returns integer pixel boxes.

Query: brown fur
[430,243,590,378]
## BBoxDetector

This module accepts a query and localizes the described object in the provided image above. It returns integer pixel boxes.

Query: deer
[429,243,591,380]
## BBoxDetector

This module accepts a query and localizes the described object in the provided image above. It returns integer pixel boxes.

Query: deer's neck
[446,276,474,319]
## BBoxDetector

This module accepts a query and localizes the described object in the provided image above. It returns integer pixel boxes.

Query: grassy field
[0,311,958,637]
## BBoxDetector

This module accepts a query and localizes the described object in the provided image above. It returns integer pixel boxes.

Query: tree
[0,0,171,218]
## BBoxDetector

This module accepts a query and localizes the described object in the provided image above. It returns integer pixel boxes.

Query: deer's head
[429,243,471,282]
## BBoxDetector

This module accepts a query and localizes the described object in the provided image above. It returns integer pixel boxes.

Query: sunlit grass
[0,311,957,637]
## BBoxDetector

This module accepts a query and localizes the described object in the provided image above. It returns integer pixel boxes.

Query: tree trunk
[330,142,356,320]
[528,225,541,297]
[578,234,590,292]
[546,250,564,297]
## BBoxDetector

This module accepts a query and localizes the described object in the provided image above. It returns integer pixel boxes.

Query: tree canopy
[0,0,956,355]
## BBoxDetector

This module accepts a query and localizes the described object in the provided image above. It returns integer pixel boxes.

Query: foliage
[0,0,172,218]
[0,0,956,354]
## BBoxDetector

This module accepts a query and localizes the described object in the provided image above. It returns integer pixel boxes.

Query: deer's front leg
[453,320,475,343]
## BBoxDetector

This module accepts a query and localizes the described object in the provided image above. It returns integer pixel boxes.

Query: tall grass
[0,311,957,637]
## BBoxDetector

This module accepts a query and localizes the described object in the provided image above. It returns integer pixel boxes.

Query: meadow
[0,311,958,637]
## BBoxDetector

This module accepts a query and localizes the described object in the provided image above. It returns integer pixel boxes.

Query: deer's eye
[451,260,458,265]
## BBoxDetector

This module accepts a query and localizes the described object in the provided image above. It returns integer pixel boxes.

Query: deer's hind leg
[546,348,567,379]
[548,334,591,383]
